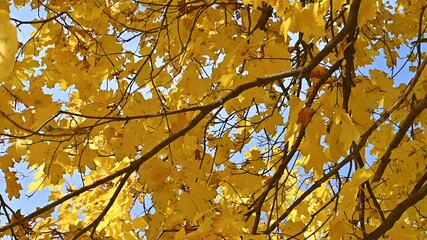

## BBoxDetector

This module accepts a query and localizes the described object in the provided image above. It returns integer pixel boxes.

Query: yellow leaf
[27,169,44,193]
[285,96,304,148]
[281,220,305,238]
[329,218,352,240]
[15,139,31,156]
[28,142,52,167]
[263,111,283,135]
[100,35,122,54]
[5,171,22,200]
[219,73,234,87]
[174,228,186,240]
[46,163,65,185]
[352,168,373,185]
[0,10,18,80]
[358,0,378,26]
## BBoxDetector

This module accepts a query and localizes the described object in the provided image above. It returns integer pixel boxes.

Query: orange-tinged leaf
[297,107,315,127]
[310,65,328,80]
[10,209,24,223]
[10,209,31,229]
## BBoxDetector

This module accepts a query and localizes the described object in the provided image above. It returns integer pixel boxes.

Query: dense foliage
[0,0,427,239]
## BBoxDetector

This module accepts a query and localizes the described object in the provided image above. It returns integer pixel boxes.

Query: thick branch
[372,97,427,182]
[364,179,427,240]
[258,0,364,233]
[72,170,134,239]
[359,53,427,150]
[249,54,344,235]
[0,169,129,233]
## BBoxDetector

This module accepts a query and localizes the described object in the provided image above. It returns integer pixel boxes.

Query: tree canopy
[0,0,427,239]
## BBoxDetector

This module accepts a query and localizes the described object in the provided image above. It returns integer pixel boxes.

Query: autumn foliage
[0,0,427,239]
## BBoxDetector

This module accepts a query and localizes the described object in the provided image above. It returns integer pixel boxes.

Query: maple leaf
[309,65,329,80]
[296,107,315,127]
[0,10,18,80]
[5,171,22,200]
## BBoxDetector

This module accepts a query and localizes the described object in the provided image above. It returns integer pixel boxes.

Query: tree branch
[0,59,303,234]
[372,97,427,182]
[364,177,427,240]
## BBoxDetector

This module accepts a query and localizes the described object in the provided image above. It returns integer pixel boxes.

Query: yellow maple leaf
[5,171,22,200]
[0,10,18,81]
